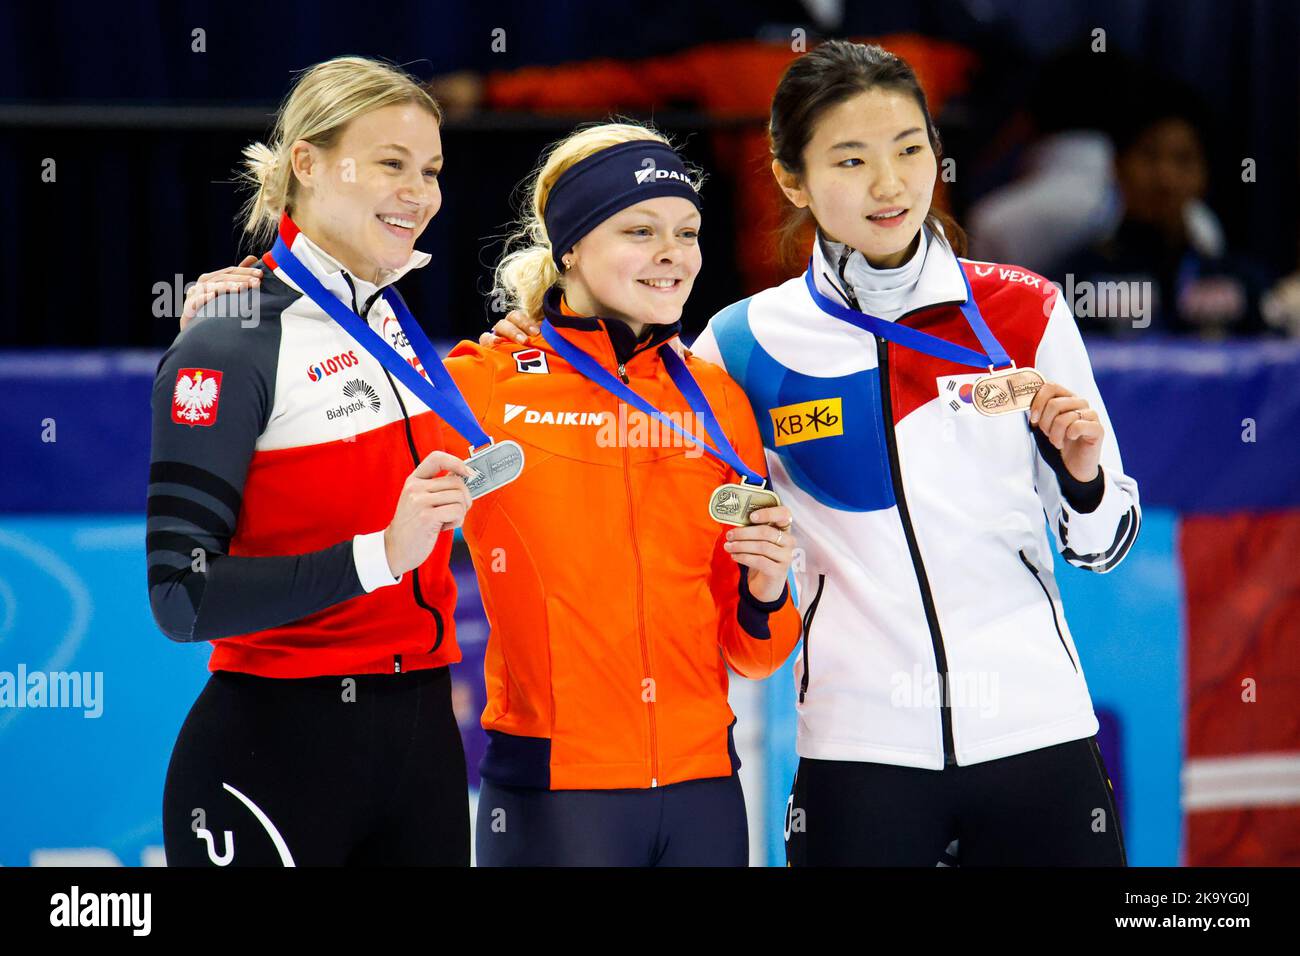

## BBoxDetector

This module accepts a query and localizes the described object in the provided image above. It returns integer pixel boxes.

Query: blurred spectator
[967,44,1226,280]
[968,128,1122,275]
[1058,83,1276,338]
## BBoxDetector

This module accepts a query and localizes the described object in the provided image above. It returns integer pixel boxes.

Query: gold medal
[462,440,525,499]
[709,482,782,527]
[971,366,1045,417]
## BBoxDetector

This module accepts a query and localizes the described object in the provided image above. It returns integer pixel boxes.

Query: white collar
[824,226,928,296]
[808,222,968,319]
[275,221,432,312]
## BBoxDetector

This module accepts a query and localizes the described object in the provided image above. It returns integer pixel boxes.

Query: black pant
[785,736,1126,866]
[163,667,468,866]
[476,774,749,866]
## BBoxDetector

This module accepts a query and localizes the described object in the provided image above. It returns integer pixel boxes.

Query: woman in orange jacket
[182,119,803,866]
[445,123,803,865]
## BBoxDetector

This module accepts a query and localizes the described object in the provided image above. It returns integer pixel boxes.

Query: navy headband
[544,140,702,270]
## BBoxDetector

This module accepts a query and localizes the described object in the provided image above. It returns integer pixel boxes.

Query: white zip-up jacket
[691,227,1141,770]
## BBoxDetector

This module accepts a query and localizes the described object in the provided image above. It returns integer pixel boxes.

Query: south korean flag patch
[514,349,549,375]
[936,373,982,418]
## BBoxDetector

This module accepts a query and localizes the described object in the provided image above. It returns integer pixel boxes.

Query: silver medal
[462,440,525,499]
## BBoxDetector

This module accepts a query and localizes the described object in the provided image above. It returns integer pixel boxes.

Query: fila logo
[307,350,360,381]
[633,157,694,187]
[502,403,607,426]
[770,397,843,447]
[514,349,549,374]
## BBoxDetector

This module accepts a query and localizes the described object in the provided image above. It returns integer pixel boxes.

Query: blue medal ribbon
[803,257,1014,370]
[270,236,492,450]
[538,319,768,487]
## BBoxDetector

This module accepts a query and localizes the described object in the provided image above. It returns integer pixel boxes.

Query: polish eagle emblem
[172,368,223,426]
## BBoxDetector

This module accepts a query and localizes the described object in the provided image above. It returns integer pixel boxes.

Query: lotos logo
[307,350,360,381]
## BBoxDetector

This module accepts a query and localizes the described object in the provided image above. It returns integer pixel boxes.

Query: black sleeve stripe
[149,461,242,514]
[1062,508,1132,565]
[146,486,237,530]
[145,495,234,537]
[1061,506,1140,570]
[1093,507,1141,573]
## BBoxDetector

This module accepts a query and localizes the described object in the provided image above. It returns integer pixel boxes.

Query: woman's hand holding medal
[384,450,474,577]
[724,506,797,603]
[1028,382,1106,483]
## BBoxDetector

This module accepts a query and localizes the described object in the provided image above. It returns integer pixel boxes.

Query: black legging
[476,774,749,866]
[786,736,1126,866]
[163,667,468,866]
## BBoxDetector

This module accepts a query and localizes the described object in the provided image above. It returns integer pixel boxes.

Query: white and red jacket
[691,226,1141,769]
[147,212,459,677]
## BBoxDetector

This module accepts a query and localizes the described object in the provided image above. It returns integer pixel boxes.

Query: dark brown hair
[769,39,967,266]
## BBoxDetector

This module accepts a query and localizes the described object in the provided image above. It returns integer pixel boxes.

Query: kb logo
[770,397,844,447]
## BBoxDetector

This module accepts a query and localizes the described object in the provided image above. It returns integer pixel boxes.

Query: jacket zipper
[584,330,665,785]
[1018,550,1077,672]
[875,325,957,766]
[341,274,445,672]
[622,414,658,786]
[798,574,827,704]
[829,263,957,764]
[821,260,971,765]
[613,343,656,786]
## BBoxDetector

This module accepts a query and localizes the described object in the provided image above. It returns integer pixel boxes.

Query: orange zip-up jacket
[441,290,803,789]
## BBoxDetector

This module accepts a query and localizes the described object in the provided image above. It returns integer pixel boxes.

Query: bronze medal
[462,439,525,499]
[971,366,1045,417]
[709,482,782,527]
